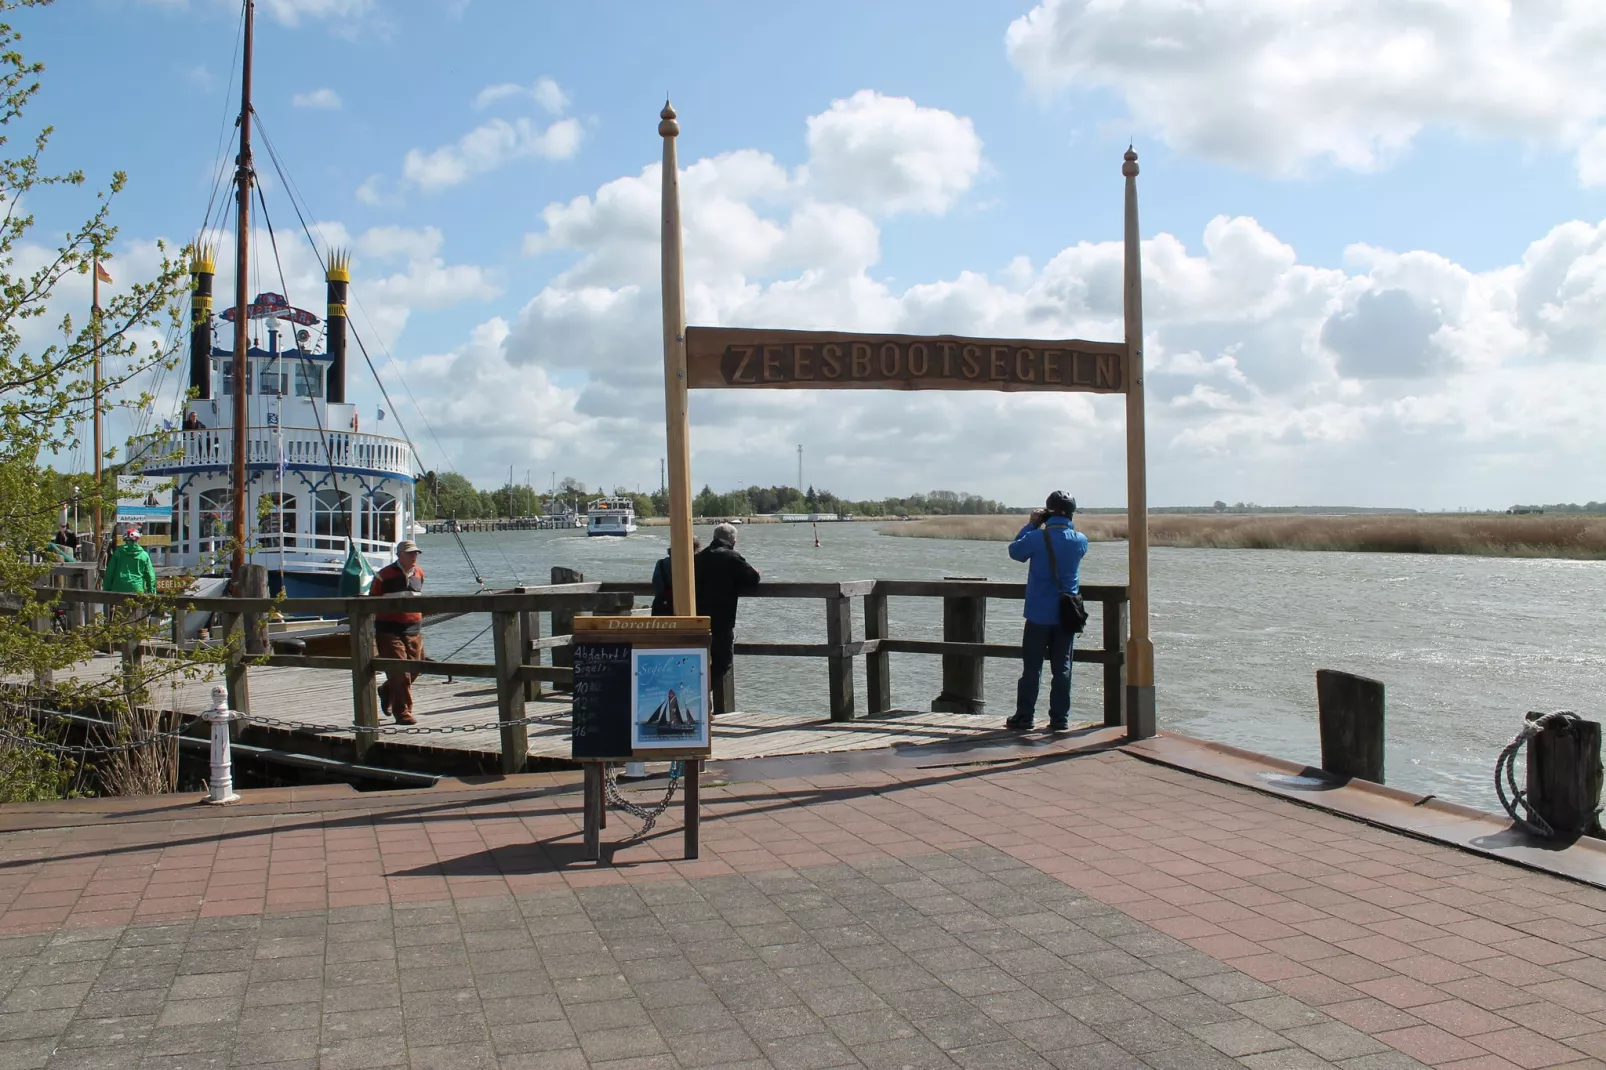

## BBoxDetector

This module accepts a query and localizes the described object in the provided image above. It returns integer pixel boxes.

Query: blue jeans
[1014,620,1074,725]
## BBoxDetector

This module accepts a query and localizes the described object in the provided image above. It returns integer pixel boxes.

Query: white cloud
[490,101,1606,505]
[260,0,371,26]
[1005,0,1606,181]
[803,90,983,214]
[402,117,582,191]
[292,88,342,110]
[474,76,569,115]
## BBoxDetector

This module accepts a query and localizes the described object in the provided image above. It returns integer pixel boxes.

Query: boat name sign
[686,327,1128,393]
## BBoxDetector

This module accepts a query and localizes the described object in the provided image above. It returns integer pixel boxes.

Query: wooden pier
[37,575,1131,779]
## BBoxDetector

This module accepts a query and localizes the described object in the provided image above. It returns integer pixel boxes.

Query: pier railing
[39,575,1128,772]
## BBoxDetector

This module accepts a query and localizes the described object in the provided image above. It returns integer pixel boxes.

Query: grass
[878,513,1606,559]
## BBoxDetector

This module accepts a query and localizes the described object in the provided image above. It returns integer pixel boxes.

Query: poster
[631,646,709,750]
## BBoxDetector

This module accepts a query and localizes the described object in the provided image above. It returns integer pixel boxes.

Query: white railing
[130,427,413,477]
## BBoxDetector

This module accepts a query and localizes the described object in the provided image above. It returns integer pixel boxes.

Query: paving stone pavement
[0,750,1604,1069]
[0,844,1439,1070]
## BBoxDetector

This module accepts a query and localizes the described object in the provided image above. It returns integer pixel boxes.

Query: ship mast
[230,0,254,576]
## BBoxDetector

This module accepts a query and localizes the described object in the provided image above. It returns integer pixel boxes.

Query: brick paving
[0,750,1602,1069]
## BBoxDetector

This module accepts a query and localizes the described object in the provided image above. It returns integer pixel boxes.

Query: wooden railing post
[217,610,250,718]
[932,579,986,714]
[1102,596,1127,727]
[32,577,56,688]
[350,605,378,759]
[865,587,890,715]
[492,609,528,773]
[239,564,269,657]
[550,566,581,693]
[825,590,855,721]
[520,607,542,701]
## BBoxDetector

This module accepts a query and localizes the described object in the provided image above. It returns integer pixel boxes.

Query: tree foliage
[0,0,211,801]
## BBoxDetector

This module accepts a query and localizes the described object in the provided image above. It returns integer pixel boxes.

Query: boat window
[198,488,231,540]
[313,489,351,548]
[221,360,252,395]
[258,360,288,396]
[362,492,398,544]
[293,362,324,398]
[258,492,297,541]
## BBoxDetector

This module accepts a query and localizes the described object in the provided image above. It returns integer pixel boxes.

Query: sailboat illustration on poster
[631,647,709,750]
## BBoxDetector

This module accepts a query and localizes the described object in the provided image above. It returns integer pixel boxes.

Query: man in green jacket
[102,529,157,594]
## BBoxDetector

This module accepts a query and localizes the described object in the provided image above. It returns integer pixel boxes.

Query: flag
[94,261,113,285]
[377,407,386,421]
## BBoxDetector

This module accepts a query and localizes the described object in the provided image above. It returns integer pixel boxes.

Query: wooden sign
[685,327,1127,393]
[570,616,712,761]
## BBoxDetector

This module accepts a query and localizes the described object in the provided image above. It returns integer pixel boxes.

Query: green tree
[1,0,214,801]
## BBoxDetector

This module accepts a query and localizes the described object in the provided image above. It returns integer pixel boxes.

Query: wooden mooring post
[1526,712,1604,839]
[349,605,378,760]
[1317,668,1385,783]
[931,578,986,714]
[864,589,891,715]
[550,566,582,692]
[491,610,527,773]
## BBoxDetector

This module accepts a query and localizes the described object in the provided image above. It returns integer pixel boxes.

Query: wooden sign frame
[570,614,710,862]
[655,105,1156,742]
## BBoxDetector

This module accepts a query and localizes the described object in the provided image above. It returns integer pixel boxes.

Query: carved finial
[1122,145,1139,178]
[659,99,679,138]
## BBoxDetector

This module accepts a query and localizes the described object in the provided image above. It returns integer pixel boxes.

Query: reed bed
[878,513,1606,559]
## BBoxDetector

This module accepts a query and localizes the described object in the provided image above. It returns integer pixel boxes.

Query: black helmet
[1045,490,1076,516]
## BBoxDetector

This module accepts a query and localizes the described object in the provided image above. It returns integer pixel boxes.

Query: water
[417,522,1606,813]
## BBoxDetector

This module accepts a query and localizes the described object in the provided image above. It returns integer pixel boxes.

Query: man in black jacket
[649,536,701,616]
[694,523,759,712]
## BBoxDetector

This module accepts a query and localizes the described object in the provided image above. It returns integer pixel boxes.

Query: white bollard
[623,761,648,779]
[202,685,245,804]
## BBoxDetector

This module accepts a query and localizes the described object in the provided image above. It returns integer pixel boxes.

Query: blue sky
[25,0,1606,508]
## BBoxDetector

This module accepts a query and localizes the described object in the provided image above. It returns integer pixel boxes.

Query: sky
[21,0,1606,509]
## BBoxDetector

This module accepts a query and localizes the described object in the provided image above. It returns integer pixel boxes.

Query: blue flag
[377,407,386,421]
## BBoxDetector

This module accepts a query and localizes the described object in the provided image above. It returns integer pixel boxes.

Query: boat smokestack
[326,250,349,403]
[189,245,215,400]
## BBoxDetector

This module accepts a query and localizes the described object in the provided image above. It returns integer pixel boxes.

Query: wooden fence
[39,571,1130,773]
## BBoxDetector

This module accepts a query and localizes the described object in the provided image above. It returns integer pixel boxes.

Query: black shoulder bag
[1040,524,1088,634]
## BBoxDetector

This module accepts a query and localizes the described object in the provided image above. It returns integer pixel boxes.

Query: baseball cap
[396,540,422,554]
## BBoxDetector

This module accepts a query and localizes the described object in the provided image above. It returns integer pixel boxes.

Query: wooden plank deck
[50,656,1038,764]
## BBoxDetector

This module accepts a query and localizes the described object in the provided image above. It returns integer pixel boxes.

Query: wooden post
[492,609,528,774]
[239,563,269,656]
[31,579,55,688]
[550,566,581,692]
[824,591,856,721]
[865,588,891,715]
[218,611,250,717]
[350,605,378,760]
[520,608,542,701]
[714,661,735,717]
[660,102,697,619]
[1122,148,1156,741]
[583,763,603,861]
[1101,597,1127,727]
[67,566,88,629]
[931,580,985,714]
[1526,712,1604,839]
[1317,669,1385,783]
[684,760,700,860]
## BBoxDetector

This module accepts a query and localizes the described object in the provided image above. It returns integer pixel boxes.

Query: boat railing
[41,570,1130,773]
[127,427,413,476]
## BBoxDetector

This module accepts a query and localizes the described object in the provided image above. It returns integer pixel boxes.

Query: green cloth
[102,542,156,594]
[338,539,376,597]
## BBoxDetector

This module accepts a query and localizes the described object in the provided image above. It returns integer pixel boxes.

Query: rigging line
[251,116,495,586]
[253,114,459,479]
[198,3,247,246]
[254,184,357,549]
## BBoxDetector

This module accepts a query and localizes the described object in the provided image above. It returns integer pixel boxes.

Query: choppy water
[417,521,1606,813]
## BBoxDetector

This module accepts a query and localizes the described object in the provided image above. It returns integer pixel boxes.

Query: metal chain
[243,712,567,736]
[604,763,682,839]
[0,723,192,757]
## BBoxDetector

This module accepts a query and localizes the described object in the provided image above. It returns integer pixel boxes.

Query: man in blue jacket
[1006,490,1088,731]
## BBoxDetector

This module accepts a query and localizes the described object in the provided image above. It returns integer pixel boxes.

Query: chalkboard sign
[571,642,632,759]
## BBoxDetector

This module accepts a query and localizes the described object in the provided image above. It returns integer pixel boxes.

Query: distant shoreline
[878,513,1606,559]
